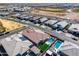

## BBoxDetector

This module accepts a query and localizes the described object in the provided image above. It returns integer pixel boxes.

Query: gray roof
[30,46,40,54]
[45,20,58,25]
[32,16,41,20]
[61,48,79,56]
[68,24,79,32]
[39,17,48,22]
[59,41,79,56]
[53,21,69,28]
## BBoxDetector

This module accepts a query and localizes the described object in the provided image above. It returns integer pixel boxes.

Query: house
[58,41,79,56]
[1,33,33,56]
[68,24,79,37]
[53,21,69,30]
[39,17,48,23]
[44,20,58,27]
[22,27,50,45]
[0,12,9,16]
[44,20,58,25]
[30,46,40,55]
[29,16,41,23]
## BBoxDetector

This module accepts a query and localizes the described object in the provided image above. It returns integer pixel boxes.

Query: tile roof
[22,27,50,44]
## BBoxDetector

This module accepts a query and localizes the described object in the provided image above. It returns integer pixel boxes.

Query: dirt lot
[32,9,68,17]
[31,8,79,22]
[0,19,24,32]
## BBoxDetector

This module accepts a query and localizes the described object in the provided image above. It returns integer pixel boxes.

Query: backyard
[38,43,49,52]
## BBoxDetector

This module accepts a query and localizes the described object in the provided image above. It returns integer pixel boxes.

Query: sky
[0,0,79,3]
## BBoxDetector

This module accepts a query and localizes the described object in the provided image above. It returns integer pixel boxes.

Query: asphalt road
[0,26,27,40]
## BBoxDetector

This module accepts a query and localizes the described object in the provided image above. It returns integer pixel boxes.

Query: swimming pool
[47,37,54,44]
[54,40,62,49]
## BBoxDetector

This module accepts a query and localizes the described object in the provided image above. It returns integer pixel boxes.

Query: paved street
[0,26,27,40]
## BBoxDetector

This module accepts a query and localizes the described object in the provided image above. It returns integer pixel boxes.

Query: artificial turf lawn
[38,43,49,52]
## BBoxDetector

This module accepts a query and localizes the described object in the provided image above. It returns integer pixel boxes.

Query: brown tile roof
[22,27,49,44]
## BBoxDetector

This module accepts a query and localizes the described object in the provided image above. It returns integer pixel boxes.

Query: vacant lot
[31,8,79,22]
[0,19,24,32]
[32,8,68,17]
[36,8,66,12]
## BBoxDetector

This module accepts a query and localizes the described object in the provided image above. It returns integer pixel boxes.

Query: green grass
[38,43,49,52]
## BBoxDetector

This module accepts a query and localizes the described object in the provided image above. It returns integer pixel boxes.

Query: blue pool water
[47,37,54,44]
[54,40,62,49]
